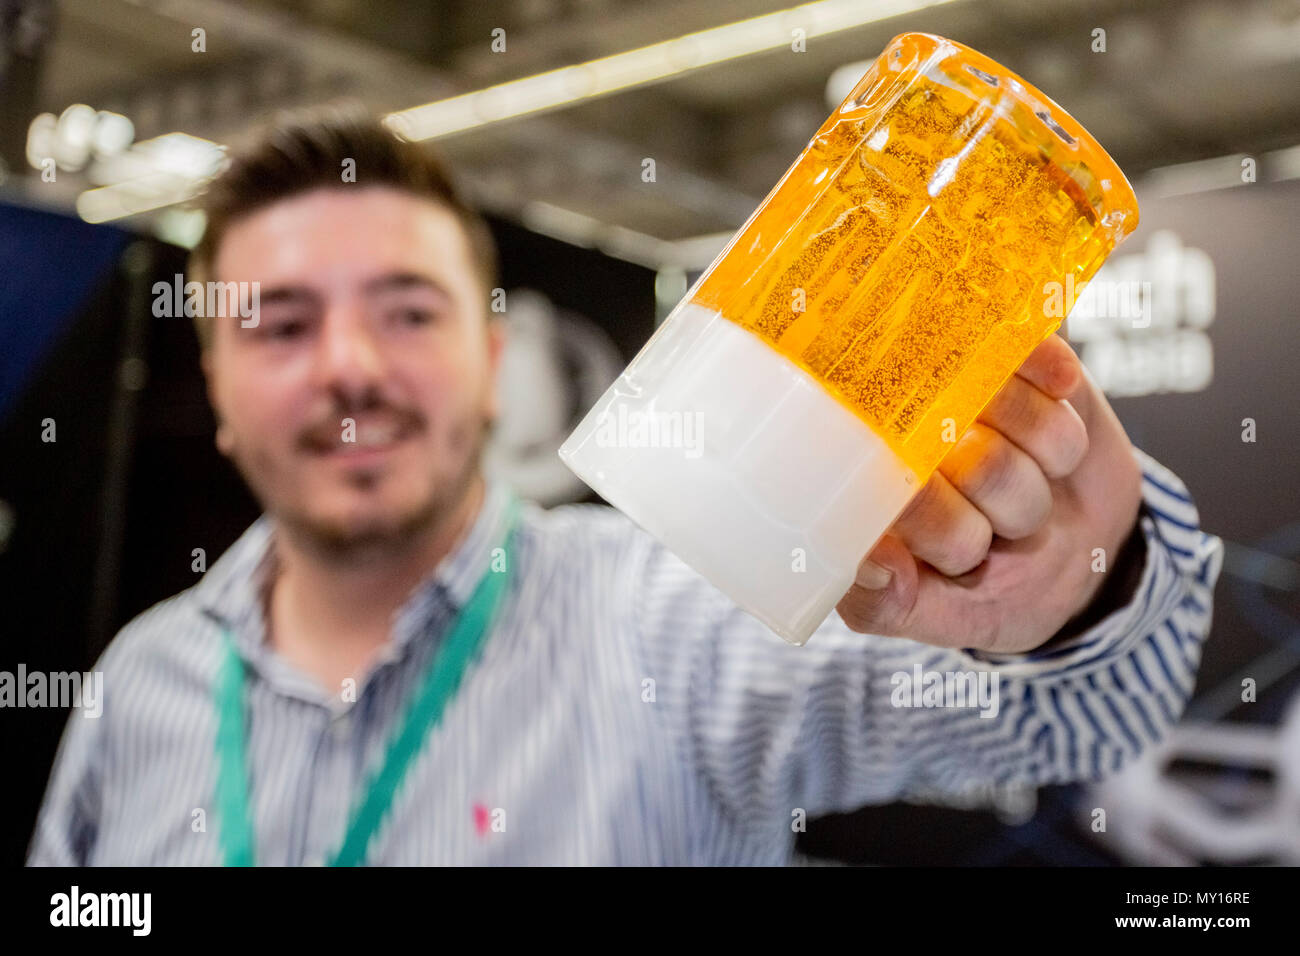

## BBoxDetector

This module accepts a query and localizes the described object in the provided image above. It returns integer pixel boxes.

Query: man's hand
[836,334,1143,654]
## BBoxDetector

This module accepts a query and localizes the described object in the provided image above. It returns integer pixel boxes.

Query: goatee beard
[275,417,488,566]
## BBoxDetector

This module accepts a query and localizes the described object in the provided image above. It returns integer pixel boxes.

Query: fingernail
[855,559,893,590]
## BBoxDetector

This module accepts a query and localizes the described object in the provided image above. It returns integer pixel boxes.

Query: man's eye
[391,308,435,327]
[264,319,308,339]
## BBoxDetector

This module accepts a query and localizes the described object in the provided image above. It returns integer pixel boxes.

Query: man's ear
[484,314,507,422]
[200,348,235,457]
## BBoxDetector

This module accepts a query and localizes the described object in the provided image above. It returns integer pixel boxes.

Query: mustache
[295,394,426,450]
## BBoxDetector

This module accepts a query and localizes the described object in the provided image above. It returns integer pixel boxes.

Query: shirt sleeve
[26,701,103,866]
[625,444,1224,833]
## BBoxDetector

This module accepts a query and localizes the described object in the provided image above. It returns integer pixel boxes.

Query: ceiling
[9,0,1300,265]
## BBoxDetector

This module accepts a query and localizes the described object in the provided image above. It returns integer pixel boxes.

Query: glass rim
[863,32,1139,240]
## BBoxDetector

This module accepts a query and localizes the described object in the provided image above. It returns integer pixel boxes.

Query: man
[29,104,1223,865]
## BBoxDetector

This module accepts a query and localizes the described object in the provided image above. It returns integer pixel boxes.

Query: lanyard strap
[214,493,520,867]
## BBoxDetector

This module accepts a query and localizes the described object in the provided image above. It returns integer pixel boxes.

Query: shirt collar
[195,477,517,663]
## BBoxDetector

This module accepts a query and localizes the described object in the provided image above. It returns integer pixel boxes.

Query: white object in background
[484,289,625,507]
[1083,691,1300,865]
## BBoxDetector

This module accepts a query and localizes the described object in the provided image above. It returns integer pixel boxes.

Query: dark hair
[186,100,499,349]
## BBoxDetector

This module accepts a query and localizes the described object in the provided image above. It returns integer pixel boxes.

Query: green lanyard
[214,494,520,867]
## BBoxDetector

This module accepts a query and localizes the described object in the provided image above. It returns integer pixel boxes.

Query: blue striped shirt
[27,445,1222,865]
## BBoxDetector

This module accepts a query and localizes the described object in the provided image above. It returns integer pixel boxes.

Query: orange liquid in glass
[690,36,1136,481]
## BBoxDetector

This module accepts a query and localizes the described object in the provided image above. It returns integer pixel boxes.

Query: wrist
[1048,504,1149,645]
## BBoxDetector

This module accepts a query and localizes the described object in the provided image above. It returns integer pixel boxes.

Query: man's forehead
[211,185,473,288]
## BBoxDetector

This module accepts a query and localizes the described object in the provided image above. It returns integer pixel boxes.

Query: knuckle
[997,473,1053,539]
[982,385,1027,439]
[1001,381,1037,434]
[1071,415,1091,468]
[1058,348,1084,388]
[933,514,993,575]
[899,476,943,522]
[957,433,1011,501]
[1048,409,1089,477]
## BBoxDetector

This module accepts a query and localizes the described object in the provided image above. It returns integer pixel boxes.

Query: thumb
[836,533,920,637]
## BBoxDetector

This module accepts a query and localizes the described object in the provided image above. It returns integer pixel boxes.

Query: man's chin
[280,499,440,557]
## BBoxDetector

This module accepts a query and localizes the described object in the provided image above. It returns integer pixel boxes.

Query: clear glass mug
[559,32,1140,645]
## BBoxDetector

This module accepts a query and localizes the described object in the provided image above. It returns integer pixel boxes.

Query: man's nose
[313,307,386,394]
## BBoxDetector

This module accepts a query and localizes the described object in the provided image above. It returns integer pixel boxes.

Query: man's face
[205,185,503,554]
